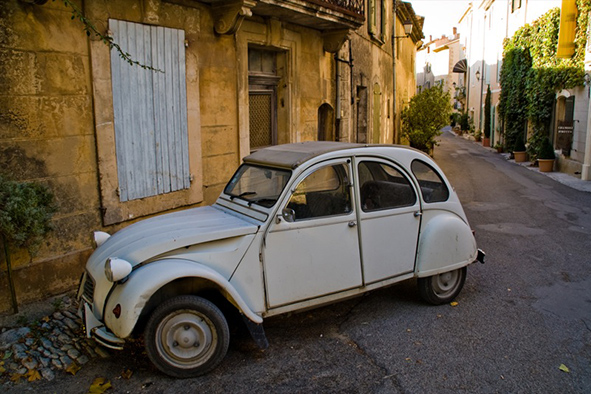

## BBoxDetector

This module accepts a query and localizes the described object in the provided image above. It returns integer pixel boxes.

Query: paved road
[7,133,591,393]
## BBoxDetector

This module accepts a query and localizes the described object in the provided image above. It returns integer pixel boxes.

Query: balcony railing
[306,0,365,18]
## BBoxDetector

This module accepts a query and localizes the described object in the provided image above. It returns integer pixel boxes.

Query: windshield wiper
[230,191,257,200]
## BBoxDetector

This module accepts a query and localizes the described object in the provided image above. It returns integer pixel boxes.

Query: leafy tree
[401,85,451,153]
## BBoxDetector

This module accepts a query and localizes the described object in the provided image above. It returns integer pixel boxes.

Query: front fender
[104,259,263,339]
[416,212,477,277]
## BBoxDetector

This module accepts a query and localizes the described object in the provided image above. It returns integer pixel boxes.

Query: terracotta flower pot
[538,159,554,172]
[513,151,527,162]
[482,137,490,147]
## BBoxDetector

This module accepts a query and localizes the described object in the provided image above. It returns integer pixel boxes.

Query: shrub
[538,137,555,160]
[401,85,452,153]
[513,135,526,152]
[0,175,57,253]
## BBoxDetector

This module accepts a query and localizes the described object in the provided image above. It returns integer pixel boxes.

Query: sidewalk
[445,127,591,193]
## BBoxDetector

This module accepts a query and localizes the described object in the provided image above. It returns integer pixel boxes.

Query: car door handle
[414,211,422,217]
[348,221,357,227]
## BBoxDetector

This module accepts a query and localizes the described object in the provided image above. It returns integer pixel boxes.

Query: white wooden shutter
[109,19,190,202]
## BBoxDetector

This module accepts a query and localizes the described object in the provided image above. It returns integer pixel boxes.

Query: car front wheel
[418,267,467,305]
[145,295,230,378]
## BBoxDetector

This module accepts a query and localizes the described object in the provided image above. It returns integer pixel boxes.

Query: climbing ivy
[498,1,589,152]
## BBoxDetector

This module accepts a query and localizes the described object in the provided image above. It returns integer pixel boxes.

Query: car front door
[356,158,421,284]
[264,159,362,308]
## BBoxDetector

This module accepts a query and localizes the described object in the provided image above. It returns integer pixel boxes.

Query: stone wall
[0,0,340,314]
[0,0,100,312]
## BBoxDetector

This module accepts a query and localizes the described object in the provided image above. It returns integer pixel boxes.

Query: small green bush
[0,175,57,253]
[513,136,526,152]
[538,137,555,160]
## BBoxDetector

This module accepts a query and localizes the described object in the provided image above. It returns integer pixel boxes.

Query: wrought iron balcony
[253,0,365,30]
[200,0,365,34]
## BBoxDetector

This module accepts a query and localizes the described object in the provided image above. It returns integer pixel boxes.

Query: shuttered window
[109,19,190,202]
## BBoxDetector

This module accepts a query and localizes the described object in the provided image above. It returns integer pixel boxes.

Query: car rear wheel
[418,267,467,305]
[145,295,229,378]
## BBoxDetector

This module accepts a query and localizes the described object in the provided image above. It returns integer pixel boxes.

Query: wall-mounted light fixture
[475,70,481,81]
[394,19,413,39]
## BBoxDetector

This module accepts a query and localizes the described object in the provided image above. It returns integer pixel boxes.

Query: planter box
[514,151,527,162]
[538,159,554,172]
[482,137,490,147]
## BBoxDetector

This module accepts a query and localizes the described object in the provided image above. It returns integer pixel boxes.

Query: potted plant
[537,137,555,172]
[493,142,503,153]
[513,137,527,162]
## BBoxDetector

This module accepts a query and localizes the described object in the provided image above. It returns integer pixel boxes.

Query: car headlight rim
[104,257,132,282]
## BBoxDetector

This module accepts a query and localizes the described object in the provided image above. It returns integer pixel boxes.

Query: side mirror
[281,208,296,223]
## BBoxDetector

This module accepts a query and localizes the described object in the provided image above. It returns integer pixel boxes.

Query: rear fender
[104,259,263,339]
[416,212,477,277]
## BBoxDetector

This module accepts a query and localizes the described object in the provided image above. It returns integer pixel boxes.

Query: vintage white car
[78,142,484,377]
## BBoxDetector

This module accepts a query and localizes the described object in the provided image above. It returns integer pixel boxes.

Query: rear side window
[358,161,416,211]
[411,160,449,203]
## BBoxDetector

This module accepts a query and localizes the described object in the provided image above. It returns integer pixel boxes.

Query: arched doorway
[317,103,335,141]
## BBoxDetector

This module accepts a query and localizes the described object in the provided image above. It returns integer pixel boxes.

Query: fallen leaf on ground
[559,364,570,373]
[121,369,133,379]
[26,369,41,382]
[10,373,23,382]
[66,362,81,375]
[450,301,459,307]
[42,316,51,323]
[89,377,112,393]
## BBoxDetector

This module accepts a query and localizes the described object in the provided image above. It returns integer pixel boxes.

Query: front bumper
[80,303,125,350]
[77,273,125,350]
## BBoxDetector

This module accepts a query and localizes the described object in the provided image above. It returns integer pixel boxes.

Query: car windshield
[224,164,291,208]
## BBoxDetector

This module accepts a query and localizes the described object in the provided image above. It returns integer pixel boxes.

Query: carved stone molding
[213,0,257,35]
[322,29,351,53]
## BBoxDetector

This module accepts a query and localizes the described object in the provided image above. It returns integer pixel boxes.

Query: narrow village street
[2,132,590,393]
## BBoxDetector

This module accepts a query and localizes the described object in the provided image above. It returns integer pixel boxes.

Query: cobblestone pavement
[0,294,109,385]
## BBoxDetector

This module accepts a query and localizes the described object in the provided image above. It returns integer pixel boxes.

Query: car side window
[286,164,352,220]
[411,160,449,203]
[358,161,416,211]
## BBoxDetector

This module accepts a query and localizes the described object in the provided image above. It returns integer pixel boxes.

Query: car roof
[244,141,428,169]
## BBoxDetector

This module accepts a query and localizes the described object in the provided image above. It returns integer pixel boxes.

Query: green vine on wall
[498,1,589,153]
[53,0,163,73]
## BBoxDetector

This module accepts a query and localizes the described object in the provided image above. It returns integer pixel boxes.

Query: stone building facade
[0,0,421,313]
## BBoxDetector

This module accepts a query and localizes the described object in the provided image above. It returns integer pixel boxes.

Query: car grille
[82,272,95,304]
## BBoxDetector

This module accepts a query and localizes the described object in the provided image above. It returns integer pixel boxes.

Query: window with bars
[248,48,279,150]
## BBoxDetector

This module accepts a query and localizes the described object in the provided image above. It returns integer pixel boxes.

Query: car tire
[145,295,230,378]
[418,267,467,305]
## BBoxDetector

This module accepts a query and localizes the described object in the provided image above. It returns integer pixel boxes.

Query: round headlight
[105,257,132,282]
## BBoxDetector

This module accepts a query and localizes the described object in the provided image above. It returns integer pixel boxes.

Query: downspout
[393,1,398,144]
[335,40,354,142]
[335,51,341,141]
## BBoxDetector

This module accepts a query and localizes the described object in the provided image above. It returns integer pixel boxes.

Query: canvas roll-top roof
[243,142,363,169]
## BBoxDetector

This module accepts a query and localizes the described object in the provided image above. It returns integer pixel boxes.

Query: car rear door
[355,158,421,284]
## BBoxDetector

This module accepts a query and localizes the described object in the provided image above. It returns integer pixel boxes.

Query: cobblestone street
[0,294,108,384]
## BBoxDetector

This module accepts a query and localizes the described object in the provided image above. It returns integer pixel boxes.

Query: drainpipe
[393,1,397,144]
[335,51,341,141]
[335,40,354,142]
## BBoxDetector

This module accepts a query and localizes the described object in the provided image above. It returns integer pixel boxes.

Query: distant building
[416,28,465,112]
[459,0,590,179]
[459,0,562,146]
